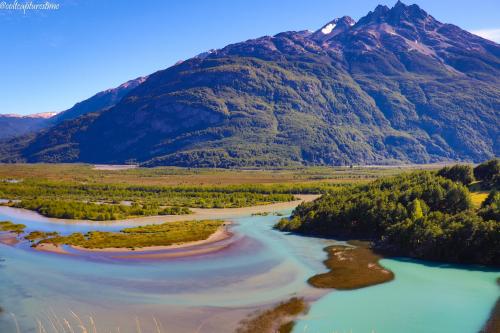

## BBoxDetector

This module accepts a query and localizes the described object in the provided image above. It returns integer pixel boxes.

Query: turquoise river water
[0,206,498,333]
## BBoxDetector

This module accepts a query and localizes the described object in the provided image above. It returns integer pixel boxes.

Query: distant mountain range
[0,76,146,140]
[0,113,56,140]
[1,1,499,167]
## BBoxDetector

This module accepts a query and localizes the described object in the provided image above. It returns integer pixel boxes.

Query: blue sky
[1,0,499,115]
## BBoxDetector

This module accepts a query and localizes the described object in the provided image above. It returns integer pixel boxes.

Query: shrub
[474,159,500,186]
[437,165,474,185]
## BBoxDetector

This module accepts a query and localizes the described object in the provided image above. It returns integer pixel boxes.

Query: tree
[479,190,500,221]
[437,165,474,185]
[409,199,424,219]
[474,159,500,185]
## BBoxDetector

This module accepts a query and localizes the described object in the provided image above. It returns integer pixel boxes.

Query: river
[0,206,498,333]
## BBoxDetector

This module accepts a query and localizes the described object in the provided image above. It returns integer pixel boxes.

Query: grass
[24,231,59,241]
[236,297,308,333]
[470,191,489,208]
[6,309,168,333]
[0,163,433,186]
[308,241,394,290]
[0,221,26,234]
[32,220,225,249]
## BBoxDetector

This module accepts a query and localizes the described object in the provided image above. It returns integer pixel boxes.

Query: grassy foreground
[29,220,225,249]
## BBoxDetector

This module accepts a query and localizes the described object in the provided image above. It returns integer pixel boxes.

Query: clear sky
[1,0,499,115]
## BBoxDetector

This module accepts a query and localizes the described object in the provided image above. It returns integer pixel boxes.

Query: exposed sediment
[308,241,394,290]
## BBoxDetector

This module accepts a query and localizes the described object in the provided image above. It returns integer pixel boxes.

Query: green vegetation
[0,163,415,186]
[308,241,394,289]
[251,212,284,216]
[236,297,308,333]
[10,198,191,221]
[0,179,293,209]
[474,159,500,189]
[33,220,224,249]
[276,162,500,266]
[0,221,26,234]
[0,163,422,220]
[24,230,58,242]
[437,164,474,185]
[478,191,500,222]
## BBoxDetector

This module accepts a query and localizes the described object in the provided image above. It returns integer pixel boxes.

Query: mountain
[0,77,146,140]
[49,76,147,125]
[1,1,499,167]
[0,113,56,140]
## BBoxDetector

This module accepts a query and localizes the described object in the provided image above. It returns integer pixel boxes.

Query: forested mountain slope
[1,2,498,167]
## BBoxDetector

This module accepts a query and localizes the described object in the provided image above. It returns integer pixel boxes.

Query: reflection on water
[0,207,498,333]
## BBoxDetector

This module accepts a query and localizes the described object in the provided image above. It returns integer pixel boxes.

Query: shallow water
[0,207,498,333]
[294,259,499,333]
[0,207,333,332]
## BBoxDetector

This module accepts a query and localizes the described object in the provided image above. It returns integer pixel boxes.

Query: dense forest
[276,160,500,266]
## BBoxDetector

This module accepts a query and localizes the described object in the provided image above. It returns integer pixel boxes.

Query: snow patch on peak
[321,23,336,34]
[30,112,57,119]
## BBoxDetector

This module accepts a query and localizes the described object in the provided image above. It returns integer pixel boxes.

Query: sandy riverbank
[35,243,71,255]
[0,232,19,246]
[9,194,318,258]
[71,225,232,253]
[34,225,234,259]
[104,194,319,225]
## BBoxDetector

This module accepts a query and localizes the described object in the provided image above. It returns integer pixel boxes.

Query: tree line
[276,159,499,266]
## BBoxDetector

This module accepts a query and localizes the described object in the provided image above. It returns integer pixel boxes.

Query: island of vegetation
[237,297,308,333]
[308,241,394,289]
[26,220,225,250]
[9,199,192,221]
[276,159,500,269]
[0,221,26,234]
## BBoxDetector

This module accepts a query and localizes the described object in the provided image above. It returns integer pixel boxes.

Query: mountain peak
[312,16,356,42]
[357,2,431,27]
[394,0,406,8]
[387,1,430,23]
